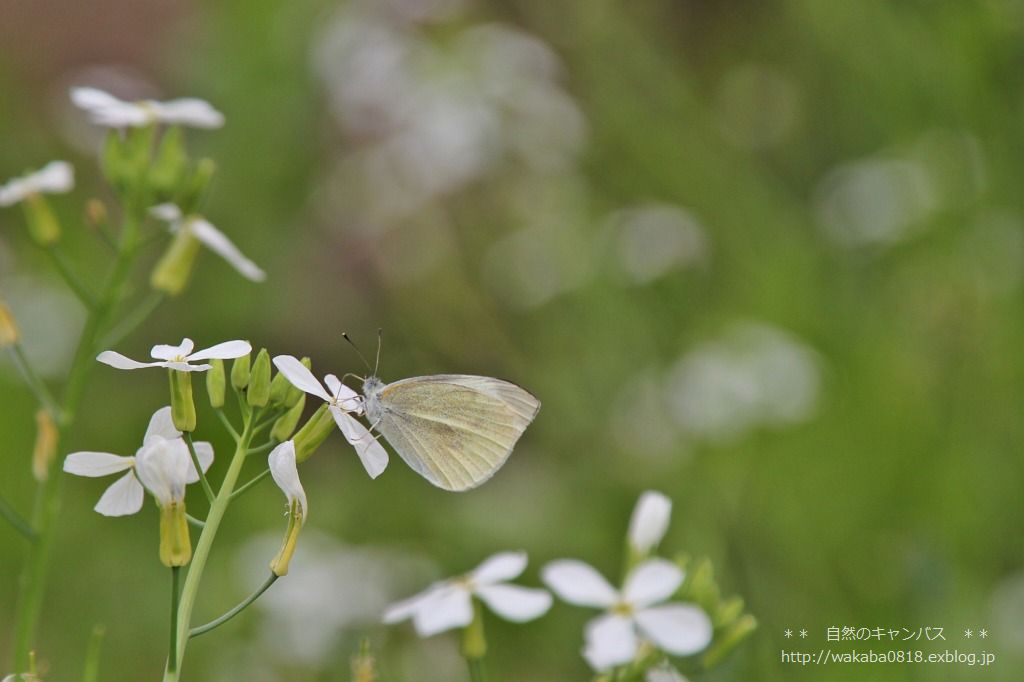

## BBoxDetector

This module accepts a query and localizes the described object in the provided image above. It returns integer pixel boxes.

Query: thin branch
[184,433,214,503]
[0,493,36,541]
[5,345,61,421]
[230,468,271,500]
[189,573,278,639]
[47,246,96,308]
[186,514,206,529]
[215,409,240,441]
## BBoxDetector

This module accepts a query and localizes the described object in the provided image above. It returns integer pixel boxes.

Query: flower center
[611,601,634,616]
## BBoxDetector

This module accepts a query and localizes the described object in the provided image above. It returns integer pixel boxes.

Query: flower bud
[247,349,271,407]
[269,497,304,577]
[23,194,61,246]
[101,132,131,190]
[0,299,19,347]
[271,394,306,442]
[149,126,187,197]
[231,352,251,390]
[32,409,59,482]
[206,358,226,408]
[178,158,216,215]
[292,403,335,463]
[268,369,291,406]
[159,500,192,567]
[169,369,197,432]
[150,228,201,295]
[351,640,378,682]
[701,614,757,669]
[86,198,109,231]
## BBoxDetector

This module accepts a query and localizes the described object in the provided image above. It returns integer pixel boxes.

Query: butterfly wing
[374,375,540,491]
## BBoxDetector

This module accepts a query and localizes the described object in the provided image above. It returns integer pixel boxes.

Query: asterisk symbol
[964,629,973,639]
[979,629,988,639]
[800,629,808,638]
[784,629,793,638]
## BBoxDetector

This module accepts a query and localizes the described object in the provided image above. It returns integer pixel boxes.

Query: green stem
[463,600,488,682]
[186,514,206,529]
[81,624,106,682]
[6,344,61,420]
[230,468,271,500]
[166,411,254,679]
[11,211,143,670]
[168,567,181,674]
[47,245,96,308]
[184,433,214,503]
[468,657,488,682]
[0,493,35,540]
[215,409,240,441]
[189,573,278,639]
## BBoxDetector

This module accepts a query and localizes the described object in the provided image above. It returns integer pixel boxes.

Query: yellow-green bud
[206,358,226,408]
[23,194,61,246]
[149,126,187,197]
[101,131,131,190]
[292,404,335,463]
[159,501,192,567]
[0,300,19,347]
[179,158,216,215]
[247,349,271,407]
[169,369,197,432]
[231,352,251,390]
[271,395,306,442]
[32,409,59,482]
[269,498,304,576]
[151,228,201,296]
[269,369,291,406]
[86,198,109,230]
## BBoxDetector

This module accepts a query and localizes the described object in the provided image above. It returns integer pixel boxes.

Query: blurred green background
[3,0,1024,680]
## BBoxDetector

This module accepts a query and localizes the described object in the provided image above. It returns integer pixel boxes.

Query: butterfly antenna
[341,332,372,373]
[374,328,383,376]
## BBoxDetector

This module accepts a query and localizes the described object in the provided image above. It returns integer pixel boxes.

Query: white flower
[2,673,39,682]
[70,86,224,129]
[63,406,213,516]
[150,204,266,282]
[383,551,552,636]
[97,337,251,372]
[269,441,307,522]
[271,355,388,479]
[0,161,74,207]
[647,664,689,682]
[542,558,712,671]
[628,490,672,554]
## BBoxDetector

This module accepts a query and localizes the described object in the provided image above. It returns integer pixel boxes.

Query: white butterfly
[362,373,540,491]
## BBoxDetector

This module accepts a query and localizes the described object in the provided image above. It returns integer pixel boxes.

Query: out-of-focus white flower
[63,406,213,516]
[150,204,266,282]
[665,322,820,443]
[543,558,711,671]
[2,673,39,682]
[0,161,74,207]
[608,204,709,284]
[271,355,388,478]
[646,663,690,682]
[384,551,552,636]
[97,337,251,372]
[70,86,224,129]
[628,491,672,555]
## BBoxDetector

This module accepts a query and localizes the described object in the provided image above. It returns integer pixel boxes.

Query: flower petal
[94,471,145,516]
[186,441,215,482]
[151,98,225,128]
[623,559,684,609]
[272,355,330,402]
[541,560,618,608]
[150,203,183,223]
[189,218,266,282]
[31,161,74,194]
[63,452,133,477]
[331,408,389,478]
[188,339,252,361]
[634,603,712,656]
[151,338,194,360]
[382,584,443,624]
[411,585,473,637]
[144,406,181,443]
[628,490,672,554]
[70,86,125,111]
[583,614,637,671]
[96,350,165,370]
[646,664,690,682]
[324,374,361,411]
[269,441,307,521]
[475,584,552,622]
[471,551,528,585]
[135,440,191,505]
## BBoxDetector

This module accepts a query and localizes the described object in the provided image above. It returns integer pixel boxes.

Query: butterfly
[361,373,540,491]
